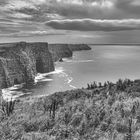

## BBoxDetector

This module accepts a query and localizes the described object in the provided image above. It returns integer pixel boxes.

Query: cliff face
[48,44,91,61]
[68,44,91,51]
[0,43,91,88]
[0,42,54,88]
[48,44,73,61]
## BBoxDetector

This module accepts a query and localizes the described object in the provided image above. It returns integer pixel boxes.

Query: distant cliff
[48,44,73,61]
[0,43,91,88]
[0,42,54,88]
[48,44,91,61]
[68,44,91,51]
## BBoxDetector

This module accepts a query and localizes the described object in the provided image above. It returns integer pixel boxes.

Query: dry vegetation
[1,79,140,140]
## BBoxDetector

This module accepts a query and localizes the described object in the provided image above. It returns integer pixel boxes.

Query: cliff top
[0,42,48,49]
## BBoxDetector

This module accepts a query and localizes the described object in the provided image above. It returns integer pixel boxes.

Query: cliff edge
[0,43,91,88]
[48,44,91,61]
[68,44,91,51]
[48,44,73,61]
[0,42,54,88]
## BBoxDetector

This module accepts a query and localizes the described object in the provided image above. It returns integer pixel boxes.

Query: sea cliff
[0,42,54,88]
[48,44,73,61]
[48,44,91,61]
[0,42,91,88]
[68,44,91,51]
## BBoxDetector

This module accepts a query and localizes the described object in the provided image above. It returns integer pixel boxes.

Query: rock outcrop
[0,42,54,88]
[48,44,73,61]
[68,44,91,51]
[0,42,91,88]
[48,44,91,61]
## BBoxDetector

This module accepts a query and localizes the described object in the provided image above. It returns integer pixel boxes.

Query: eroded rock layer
[48,44,73,61]
[0,42,54,88]
[0,42,91,88]
[48,44,91,61]
[68,44,91,51]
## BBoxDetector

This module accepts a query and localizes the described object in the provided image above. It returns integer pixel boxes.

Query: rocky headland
[0,42,140,140]
[0,42,91,89]
[0,42,54,88]
[68,44,92,51]
[48,44,73,61]
[48,44,91,61]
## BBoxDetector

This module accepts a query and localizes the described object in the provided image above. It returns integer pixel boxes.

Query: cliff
[68,44,91,51]
[0,42,54,88]
[48,44,73,61]
[48,44,91,61]
[0,42,91,88]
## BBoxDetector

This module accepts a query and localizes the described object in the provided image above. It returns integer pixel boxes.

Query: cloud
[1,0,140,23]
[0,29,66,38]
[1,0,140,39]
[46,19,140,31]
[0,0,123,23]
[0,18,43,36]
[115,0,140,16]
[56,0,114,7]
[9,13,33,19]
[91,1,114,8]
[2,0,36,10]
[56,0,83,5]
[2,0,47,11]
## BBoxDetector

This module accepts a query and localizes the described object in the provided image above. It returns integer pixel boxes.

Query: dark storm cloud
[115,0,140,16]
[2,0,140,22]
[46,19,140,31]
[0,0,8,5]
[0,0,140,37]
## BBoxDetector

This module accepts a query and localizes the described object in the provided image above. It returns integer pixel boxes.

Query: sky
[0,0,140,44]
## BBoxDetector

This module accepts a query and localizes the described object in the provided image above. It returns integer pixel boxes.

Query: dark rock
[68,44,91,51]
[48,44,91,62]
[0,42,54,88]
[59,58,63,62]
[48,44,73,61]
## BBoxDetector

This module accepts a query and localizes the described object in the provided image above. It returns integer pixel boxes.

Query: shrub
[1,98,16,117]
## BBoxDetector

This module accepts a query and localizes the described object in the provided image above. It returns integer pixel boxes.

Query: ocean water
[3,45,140,100]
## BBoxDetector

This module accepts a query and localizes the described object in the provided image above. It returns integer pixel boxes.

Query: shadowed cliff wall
[67,44,91,51]
[0,43,91,88]
[0,42,54,88]
[48,44,91,61]
[48,44,73,61]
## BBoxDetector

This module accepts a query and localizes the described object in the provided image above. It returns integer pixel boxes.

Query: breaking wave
[2,67,76,101]
[2,85,32,101]
[63,59,94,63]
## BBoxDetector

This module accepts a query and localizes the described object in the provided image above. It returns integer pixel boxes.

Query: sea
[3,45,140,100]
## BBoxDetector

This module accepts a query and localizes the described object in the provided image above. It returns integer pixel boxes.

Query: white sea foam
[69,85,76,89]
[52,67,76,89]
[2,88,32,101]
[35,67,64,83]
[64,59,94,63]
[2,67,76,101]
[35,74,53,83]
[67,76,73,84]
[2,67,66,101]
[7,83,24,90]
[57,69,76,88]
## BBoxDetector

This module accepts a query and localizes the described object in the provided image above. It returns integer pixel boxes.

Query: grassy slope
[1,79,140,140]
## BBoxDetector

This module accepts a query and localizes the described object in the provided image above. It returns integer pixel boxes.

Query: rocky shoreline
[0,42,91,89]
